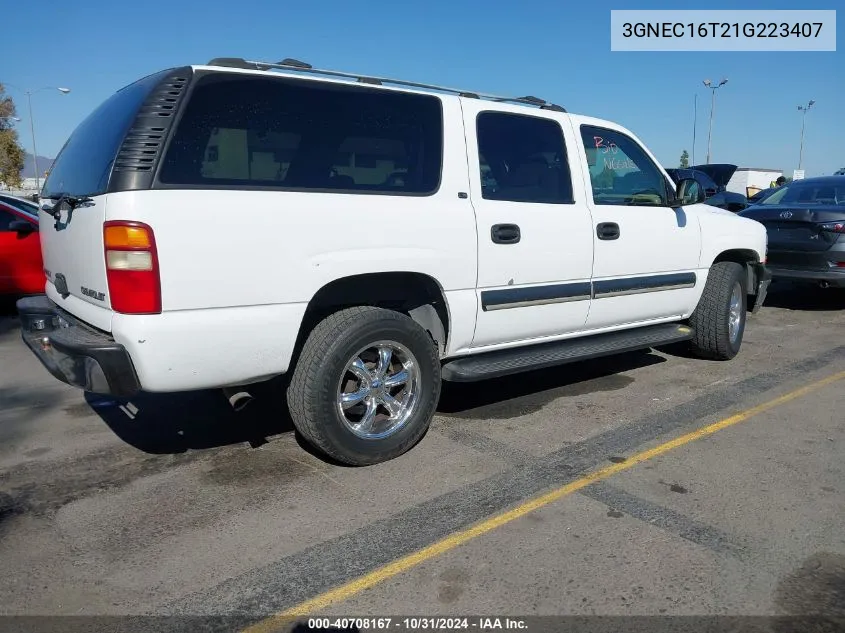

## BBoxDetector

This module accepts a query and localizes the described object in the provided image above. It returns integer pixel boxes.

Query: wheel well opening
[713,249,759,266]
[713,249,763,310]
[293,272,450,364]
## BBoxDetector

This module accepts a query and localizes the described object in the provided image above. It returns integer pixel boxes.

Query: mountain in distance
[21,152,55,179]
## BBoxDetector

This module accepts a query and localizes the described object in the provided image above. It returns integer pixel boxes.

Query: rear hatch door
[39,194,111,327]
[38,71,181,331]
[689,164,737,190]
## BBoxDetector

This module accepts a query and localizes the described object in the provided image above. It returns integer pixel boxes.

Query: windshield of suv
[761,181,845,206]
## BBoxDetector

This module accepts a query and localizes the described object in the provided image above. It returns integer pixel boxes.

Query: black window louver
[113,74,189,173]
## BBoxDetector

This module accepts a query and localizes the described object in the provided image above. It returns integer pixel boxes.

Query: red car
[0,193,44,296]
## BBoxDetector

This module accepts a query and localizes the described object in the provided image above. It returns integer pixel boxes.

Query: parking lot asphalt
[0,284,843,630]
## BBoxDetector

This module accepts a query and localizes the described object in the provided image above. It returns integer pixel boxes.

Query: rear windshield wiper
[42,193,94,218]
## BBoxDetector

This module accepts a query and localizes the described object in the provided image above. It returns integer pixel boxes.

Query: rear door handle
[491,223,521,244]
[596,222,620,240]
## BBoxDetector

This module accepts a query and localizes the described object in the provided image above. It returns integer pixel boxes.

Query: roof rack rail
[205,57,566,112]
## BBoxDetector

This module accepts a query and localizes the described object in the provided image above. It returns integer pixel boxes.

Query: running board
[441,323,694,382]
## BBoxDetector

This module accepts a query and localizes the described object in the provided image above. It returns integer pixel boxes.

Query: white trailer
[726,168,783,197]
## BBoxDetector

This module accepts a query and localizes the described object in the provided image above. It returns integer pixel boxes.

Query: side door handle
[596,222,620,241]
[491,223,521,244]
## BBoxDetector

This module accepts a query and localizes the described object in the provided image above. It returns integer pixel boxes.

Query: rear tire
[287,306,441,466]
[688,262,747,360]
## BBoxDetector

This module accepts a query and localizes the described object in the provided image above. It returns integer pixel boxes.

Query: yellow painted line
[243,369,845,633]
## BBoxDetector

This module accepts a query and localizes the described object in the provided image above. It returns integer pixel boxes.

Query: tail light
[103,221,161,314]
[820,222,845,234]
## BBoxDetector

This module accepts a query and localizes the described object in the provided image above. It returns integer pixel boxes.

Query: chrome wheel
[336,341,421,440]
[728,282,743,344]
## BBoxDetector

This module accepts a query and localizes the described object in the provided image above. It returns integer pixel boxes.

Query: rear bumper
[765,247,845,287]
[767,266,845,287]
[16,295,140,396]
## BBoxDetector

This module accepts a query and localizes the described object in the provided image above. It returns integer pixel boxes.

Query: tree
[679,150,689,168]
[0,84,25,188]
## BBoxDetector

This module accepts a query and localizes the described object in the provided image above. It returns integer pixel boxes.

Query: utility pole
[26,92,40,191]
[797,100,815,171]
[692,93,697,165]
[703,78,728,165]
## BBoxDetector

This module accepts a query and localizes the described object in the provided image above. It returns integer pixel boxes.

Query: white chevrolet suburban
[17,58,770,465]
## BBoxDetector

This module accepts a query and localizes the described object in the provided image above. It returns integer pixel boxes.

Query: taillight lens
[104,221,161,314]
[820,222,845,234]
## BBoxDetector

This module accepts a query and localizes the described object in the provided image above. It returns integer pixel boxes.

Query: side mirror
[674,178,706,206]
[9,219,37,236]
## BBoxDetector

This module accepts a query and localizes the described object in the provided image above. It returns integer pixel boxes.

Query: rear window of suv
[41,72,166,199]
[158,74,443,195]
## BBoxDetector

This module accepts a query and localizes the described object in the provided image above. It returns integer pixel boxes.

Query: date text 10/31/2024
[305,617,528,631]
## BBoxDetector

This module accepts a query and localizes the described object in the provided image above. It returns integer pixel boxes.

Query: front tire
[287,306,441,465]
[688,262,747,360]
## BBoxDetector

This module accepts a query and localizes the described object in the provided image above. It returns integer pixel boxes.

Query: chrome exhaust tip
[222,387,254,412]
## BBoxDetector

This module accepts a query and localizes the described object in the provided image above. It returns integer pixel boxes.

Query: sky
[2,0,843,177]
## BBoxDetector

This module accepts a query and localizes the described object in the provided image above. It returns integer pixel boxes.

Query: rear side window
[159,74,443,195]
[42,73,163,199]
[476,112,573,204]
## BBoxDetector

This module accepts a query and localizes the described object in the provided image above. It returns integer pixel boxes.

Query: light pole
[703,78,728,164]
[692,93,697,165]
[797,100,815,171]
[3,85,71,192]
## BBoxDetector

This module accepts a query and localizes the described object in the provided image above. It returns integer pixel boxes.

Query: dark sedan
[739,176,845,288]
